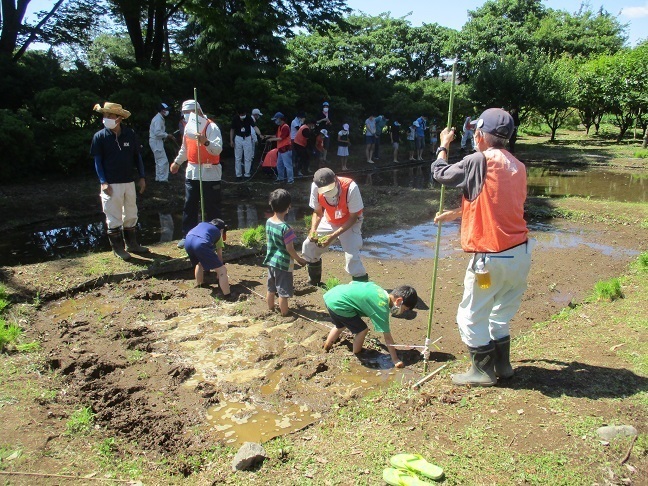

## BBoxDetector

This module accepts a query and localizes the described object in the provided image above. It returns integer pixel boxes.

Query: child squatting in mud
[322,282,418,368]
[184,219,233,300]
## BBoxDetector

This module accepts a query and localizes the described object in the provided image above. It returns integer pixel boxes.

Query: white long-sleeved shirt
[173,120,223,181]
[149,113,168,142]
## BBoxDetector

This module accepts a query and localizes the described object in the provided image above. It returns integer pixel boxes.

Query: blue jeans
[276,150,294,183]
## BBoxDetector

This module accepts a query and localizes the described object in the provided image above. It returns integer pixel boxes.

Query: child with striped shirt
[264,189,307,316]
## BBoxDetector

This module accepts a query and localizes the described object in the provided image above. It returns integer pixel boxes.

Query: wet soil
[4,206,644,471]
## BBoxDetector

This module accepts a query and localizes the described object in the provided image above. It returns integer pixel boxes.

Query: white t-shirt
[309,181,363,219]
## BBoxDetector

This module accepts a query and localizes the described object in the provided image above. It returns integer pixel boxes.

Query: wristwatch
[436,146,447,157]
[204,140,210,147]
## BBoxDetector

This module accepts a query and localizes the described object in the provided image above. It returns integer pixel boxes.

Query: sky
[24,0,648,46]
[344,0,647,46]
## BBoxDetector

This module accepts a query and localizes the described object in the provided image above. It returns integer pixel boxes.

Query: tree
[533,57,576,141]
[0,0,103,61]
[107,0,186,70]
[181,0,349,68]
[534,7,626,61]
[287,14,452,82]
[573,59,607,134]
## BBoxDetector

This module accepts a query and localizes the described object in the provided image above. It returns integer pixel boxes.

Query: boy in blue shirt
[323,282,418,368]
[185,219,232,299]
[264,189,307,316]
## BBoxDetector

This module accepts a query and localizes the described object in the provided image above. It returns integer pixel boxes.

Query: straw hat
[93,102,131,119]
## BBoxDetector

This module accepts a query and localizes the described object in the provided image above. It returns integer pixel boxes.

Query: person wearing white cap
[337,123,351,170]
[91,101,148,260]
[170,99,224,248]
[302,168,368,285]
[316,101,332,161]
[432,108,532,387]
[250,108,263,144]
[149,102,175,182]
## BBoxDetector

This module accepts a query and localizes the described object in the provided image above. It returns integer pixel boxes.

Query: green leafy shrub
[633,149,648,159]
[241,225,266,248]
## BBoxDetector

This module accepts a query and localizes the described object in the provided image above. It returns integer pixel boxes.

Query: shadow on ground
[509,359,648,398]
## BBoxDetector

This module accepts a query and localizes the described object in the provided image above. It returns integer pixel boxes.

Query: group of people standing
[91,99,531,386]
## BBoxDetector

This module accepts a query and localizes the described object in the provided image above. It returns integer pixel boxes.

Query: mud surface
[16,210,644,460]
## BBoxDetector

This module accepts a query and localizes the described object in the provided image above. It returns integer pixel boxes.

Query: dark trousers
[182,179,221,237]
[294,144,310,174]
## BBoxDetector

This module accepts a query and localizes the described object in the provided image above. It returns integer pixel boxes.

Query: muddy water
[2,167,644,266]
[156,307,416,446]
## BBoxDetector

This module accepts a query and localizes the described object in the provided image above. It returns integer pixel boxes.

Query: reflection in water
[3,167,644,266]
[237,204,259,229]
[159,213,174,242]
[526,167,646,202]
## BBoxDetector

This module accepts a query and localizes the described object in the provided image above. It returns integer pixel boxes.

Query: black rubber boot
[107,228,131,261]
[123,226,149,254]
[451,343,497,387]
[493,335,514,379]
[307,259,322,286]
[352,274,369,282]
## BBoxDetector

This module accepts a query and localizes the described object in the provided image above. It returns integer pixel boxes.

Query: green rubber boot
[452,343,497,387]
[493,335,514,379]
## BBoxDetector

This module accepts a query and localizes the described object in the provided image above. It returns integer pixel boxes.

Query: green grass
[127,349,145,364]
[66,406,95,435]
[590,277,623,302]
[0,320,22,352]
[635,252,648,272]
[0,284,9,314]
[633,149,648,159]
[240,225,266,248]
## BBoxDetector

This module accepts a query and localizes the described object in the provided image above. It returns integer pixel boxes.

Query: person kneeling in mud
[184,219,233,300]
[322,282,418,368]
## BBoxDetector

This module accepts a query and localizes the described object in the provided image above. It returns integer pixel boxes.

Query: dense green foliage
[0,0,646,180]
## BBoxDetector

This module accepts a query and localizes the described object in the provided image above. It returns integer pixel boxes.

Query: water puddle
[3,167,644,266]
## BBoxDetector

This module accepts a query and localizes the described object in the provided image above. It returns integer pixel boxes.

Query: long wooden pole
[423,61,457,373]
[194,87,205,221]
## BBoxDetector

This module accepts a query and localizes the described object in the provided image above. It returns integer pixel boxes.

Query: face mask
[103,118,117,130]
[183,113,190,122]
[162,110,169,117]
[390,303,403,317]
[324,186,338,199]
[323,108,329,113]
[275,119,282,125]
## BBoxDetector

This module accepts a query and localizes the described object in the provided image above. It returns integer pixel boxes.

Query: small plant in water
[591,277,623,302]
[241,225,266,248]
[66,406,95,435]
